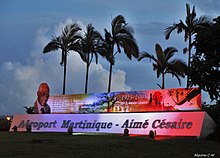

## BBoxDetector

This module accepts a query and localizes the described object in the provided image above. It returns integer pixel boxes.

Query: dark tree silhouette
[80,24,102,93]
[138,43,187,89]
[190,16,220,101]
[98,15,139,92]
[43,23,84,94]
[165,3,211,88]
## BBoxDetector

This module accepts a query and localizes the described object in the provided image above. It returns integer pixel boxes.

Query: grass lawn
[0,132,219,158]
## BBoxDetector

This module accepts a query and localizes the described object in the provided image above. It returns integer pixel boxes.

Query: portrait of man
[34,82,51,114]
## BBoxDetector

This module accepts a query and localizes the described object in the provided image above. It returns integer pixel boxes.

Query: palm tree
[80,24,102,93]
[98,15,139,92]
[138,43,187,89]
[164,3,211,88]
[43,23,84,95]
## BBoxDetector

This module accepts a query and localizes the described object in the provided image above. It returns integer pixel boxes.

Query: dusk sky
[0,0,219,115]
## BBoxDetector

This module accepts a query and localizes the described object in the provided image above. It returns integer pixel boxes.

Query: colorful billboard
[47,88,201,114]
[10,112,205,136]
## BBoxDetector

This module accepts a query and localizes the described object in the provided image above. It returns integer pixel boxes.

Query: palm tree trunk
[186,34,192,89]
[107,100,110,112]
[63,51,67,95]
[162,73,165,89]
[85,63,89,94]
[108,63,113,93]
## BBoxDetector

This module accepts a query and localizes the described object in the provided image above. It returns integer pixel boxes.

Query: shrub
[0,118,11,131]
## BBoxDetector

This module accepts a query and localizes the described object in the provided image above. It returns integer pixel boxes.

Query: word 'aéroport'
[18,120,57,130]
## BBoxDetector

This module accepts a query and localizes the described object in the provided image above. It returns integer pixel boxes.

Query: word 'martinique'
[61,120,113,131]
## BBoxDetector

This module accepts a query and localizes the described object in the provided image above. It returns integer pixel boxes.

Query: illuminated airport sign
[10,112,205,136]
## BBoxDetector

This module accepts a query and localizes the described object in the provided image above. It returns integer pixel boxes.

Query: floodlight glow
[6,116,11,121]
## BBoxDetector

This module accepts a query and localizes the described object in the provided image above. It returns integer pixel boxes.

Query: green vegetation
[0,132,219,158]
[0,119,11,131]
[203,101,220,142]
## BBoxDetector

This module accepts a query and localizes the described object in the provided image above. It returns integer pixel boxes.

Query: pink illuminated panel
[10,112,205,136]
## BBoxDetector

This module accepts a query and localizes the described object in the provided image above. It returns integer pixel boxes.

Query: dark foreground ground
[0,132,219,158]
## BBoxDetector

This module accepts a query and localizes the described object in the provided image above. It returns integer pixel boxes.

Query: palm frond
[164,25,177,40]
[43,37,61,53]
[96,40,115,65]
[173,73,182,86]
[185,4,196,26]
[138,52,156,62]
[155,43,165,63]
[112,15,126,36]
[117,25,134,36]
[118,35,139,59]
[186,3,190,16]
[156,68,161,78]
[164,46,178,61]
[197,15,212,25]
[94,52,99,64]
[167,59,188,77]
[177,20,186,33]
[63,23,82,38]
[156,83,163,89]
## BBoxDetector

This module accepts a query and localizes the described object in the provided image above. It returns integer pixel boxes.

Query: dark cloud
[134,22,168,36]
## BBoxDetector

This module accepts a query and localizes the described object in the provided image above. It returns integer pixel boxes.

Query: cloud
[0,19,131,115]
[134,22,168,36]
[0,61,39,115]
[88,63,131,93]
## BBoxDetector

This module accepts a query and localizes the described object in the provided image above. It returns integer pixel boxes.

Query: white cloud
[0,19,131,115]
[88,63,131,93]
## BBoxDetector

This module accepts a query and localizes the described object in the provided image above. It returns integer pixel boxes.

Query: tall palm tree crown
[98,15,139,92]
[138,43,188,89]
[164,3,211,88]
[43,23,84,94]
[80,24,102,93]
